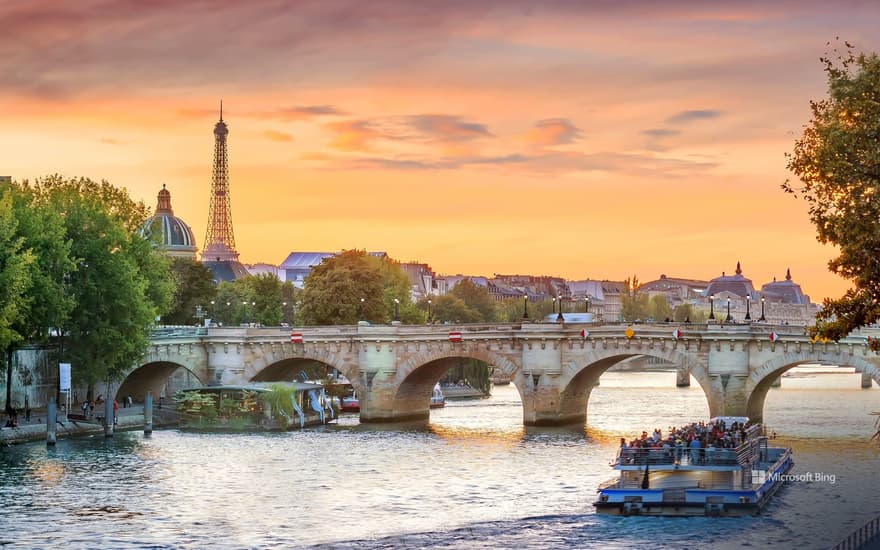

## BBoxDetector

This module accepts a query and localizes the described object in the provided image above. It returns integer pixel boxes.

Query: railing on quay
[832,515,880,550]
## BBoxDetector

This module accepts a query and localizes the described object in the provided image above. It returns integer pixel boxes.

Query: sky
[2,1,878,301]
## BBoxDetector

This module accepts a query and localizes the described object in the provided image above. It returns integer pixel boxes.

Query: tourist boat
[595,417,793,516]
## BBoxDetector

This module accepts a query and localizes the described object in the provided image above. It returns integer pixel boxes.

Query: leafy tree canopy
[450,278,497,322]
[299,250,386,325]
[783,43,880,344]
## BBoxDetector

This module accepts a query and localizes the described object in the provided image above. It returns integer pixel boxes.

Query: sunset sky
[2,1,879,301]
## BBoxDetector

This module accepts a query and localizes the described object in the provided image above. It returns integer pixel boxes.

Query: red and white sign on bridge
[289,332,303,343]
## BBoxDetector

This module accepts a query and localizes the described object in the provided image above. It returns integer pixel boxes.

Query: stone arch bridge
[114,322,879,426]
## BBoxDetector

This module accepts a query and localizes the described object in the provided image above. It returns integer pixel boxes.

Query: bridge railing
[832,515,880,550]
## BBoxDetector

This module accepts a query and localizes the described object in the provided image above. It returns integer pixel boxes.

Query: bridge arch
[747,351,880,422]
[374,347,523,422]
[241,348,363,396]
[552,346,711,427]
[116,360,207,403]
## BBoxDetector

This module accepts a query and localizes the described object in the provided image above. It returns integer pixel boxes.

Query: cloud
[642,128,681,138]
[325,149,717,177]
[526,118,582,146]
[325,120,387,152]
[99,137,128,145]
[263,130,294,142]
[407,114,492,142]
[666,109,723,124]
[251,105,347,121]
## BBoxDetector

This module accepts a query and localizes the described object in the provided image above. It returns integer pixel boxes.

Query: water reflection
[0,370,877,549]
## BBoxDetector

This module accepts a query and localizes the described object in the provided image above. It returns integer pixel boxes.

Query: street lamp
[745,295,751,321]
[709,294,715,321]
[759,296,766,322]
[242,301,249,324]
[522,294,529,320]
[393,298,400,322]
[359,297,365,322]
[282,301,287,325]
[427,299,432,324]
[725,297,733,323]
[585,296,591,313]
[556,293,564,322]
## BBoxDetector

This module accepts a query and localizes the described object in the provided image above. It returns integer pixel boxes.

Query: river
[1,369,878,549]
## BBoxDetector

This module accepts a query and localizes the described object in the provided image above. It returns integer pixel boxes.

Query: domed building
[761,268,811,305]
[139,185,197,260]
[703,262,756,298]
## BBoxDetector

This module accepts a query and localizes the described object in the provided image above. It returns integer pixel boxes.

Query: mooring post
[862,371,873,389]
[47,399,57,447]
[103,397,114,437]
[144,391,153,435]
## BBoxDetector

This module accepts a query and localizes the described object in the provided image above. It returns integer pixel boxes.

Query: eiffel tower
[201,102,248,281]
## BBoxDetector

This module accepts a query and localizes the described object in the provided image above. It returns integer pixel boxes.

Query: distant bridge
[109,322,879,426]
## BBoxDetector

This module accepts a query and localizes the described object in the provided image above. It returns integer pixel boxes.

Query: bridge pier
[676,366,690,387]
[863,371,874,388]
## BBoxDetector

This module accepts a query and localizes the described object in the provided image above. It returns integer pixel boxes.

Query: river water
[1,370,878,549]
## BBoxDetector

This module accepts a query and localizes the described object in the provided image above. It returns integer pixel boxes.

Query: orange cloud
[263,130,294,142]
[525,118,581,147]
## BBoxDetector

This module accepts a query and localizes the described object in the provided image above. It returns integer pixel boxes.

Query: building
[245,263,282,280]
[279,251,389,289]
[399,262,436,299]
[139,185,197,260]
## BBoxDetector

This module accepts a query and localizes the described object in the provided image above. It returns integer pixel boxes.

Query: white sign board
[59,363,71,392]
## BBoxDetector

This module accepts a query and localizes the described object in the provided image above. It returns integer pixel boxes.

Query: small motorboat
[430,383,445,408]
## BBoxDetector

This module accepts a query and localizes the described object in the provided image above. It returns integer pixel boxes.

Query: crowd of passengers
[618,419,754,466]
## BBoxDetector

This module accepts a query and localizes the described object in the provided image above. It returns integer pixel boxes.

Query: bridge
[112,322,880,426]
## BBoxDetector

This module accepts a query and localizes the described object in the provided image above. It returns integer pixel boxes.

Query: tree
[368,255,423,324]
[647,295,673,322]
[426,295,482,324]
[29,175,174,394]
[299,250,385,325]
[0,188,35,412]
[2,181,75,409]
[161,258,217,325]
[450,278,497,322]
[784,44,880,343]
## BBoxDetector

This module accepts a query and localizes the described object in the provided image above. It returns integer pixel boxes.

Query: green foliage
[28,175,173,387]
[299,250,386,325]
[647,295,673,322]
[0,189,34,352]
[262,383,297,421]
[621,293,650,322]
[450,279,497,322]
[497,297,529,322]
[162,258,217,325]
[174,390,219,421]
[424,294,482,323]
[784,44,880,343]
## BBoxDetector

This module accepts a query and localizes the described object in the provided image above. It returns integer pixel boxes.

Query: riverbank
[0,406,174,445]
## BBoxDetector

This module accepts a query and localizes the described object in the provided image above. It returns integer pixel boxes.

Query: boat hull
[595,448,793,517]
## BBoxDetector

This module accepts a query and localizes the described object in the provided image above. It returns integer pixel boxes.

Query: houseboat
[595,417,793,516]
[175,382,335,431]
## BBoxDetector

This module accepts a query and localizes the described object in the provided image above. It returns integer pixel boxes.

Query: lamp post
[725,297,732,323]
[242,301,249,325]
[745,295,751,321]
[393,298,400,322]
[556,293,564,322]
[759,296,766,322]
[523,294,529,320]
[427,299,432,324]
[709,294,715,321]
[585,296,590,313]
[359,297,365,322]
[209,300,215,322]
[282,301,287,325]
